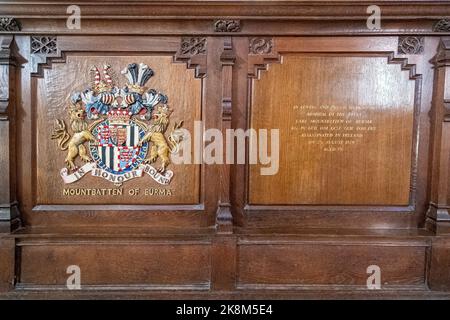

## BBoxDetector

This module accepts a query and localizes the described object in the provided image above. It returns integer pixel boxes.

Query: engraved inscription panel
[36,55,201,205]
[249,54,416,205]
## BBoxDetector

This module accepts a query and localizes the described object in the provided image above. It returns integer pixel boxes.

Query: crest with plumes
[122,63,154,94]
[90,64,114,94]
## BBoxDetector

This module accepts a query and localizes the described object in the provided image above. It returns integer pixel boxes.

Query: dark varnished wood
[1,0,450,299]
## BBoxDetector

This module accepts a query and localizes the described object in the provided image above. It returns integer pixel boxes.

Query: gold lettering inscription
[62,188,173,197]
[291,105,378,152]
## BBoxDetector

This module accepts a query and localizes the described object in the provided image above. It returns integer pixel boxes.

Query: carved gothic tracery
[433,19,450,32]
[0,18,21,31]
[180,37,206,55]
[31,36,58,55]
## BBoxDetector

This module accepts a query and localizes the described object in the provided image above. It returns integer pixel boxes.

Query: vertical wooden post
[215,37,235,234]
[427,38,450,234]
[0,35,19,233]
[428,37,450,290]
[0,35,19,292]
[211,37,237,292]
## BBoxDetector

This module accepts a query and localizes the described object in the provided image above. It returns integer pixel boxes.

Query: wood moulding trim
[30,36,208,78]
[237,238,430,247]
[32,204,205,211]
[244,204,416,212]
[3,288,450,299]
[1,2,450,19]
[15,283,211,291]
[17,239,213,246]
[235,284,427,291]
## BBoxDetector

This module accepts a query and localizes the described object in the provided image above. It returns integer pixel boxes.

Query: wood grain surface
[249,54,416,205]
[35,55,201,205]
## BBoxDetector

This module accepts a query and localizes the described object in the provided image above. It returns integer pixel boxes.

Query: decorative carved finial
[214,20,241,32]
[180,37,206,55]
[0,18,21,31]
[433,19,450,32]
[398,36,424,55]
[249,38,273,55]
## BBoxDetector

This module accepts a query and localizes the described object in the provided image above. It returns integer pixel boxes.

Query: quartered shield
[89,119,148,174]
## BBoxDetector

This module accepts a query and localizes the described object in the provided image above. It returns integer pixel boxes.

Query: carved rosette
[214,20,241,32]
[398,36,424,55]
[247,37,280,79]
[0,18,21,31]
[433,19,450,32]
[249,38,273,55]
[180,37,206,55]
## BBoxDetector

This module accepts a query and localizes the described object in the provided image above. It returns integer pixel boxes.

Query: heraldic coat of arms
[51,62,185,186]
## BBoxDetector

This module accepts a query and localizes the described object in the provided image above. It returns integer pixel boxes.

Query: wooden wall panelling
[16,238,212,290]
[13,35,219,230]
[237,237,429,290]
[236,36,434,230]
[2,1,450,298]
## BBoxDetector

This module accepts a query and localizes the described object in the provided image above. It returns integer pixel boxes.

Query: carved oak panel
[249,54,417,205]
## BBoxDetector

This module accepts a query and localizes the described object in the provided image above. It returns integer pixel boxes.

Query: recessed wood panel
[238,242,426,287]
[36,55,201,205]
[249,54,416,205]
[19,241,211,288]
